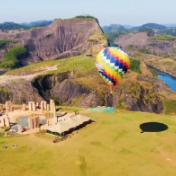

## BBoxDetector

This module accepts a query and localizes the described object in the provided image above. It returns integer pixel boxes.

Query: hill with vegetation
[132,23,167,31]
[0,18,176,114]
[21,20,53,27]
[0,17,108,69]
[114,31,176,56]
[102,24,125,32]
[103,23,176,47]
[0,21,53,30]
[0,52,175,114]
[102,24,129,46]
[158,28,176,36]
[0,22,29,30]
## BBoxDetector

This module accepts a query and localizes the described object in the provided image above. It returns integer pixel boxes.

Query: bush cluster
[130,59,141,73]
[0,45,27,68]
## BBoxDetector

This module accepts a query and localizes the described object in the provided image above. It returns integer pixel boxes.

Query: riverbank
[147,64,176,79]
[147,65,176,93]
[157,70,176,92]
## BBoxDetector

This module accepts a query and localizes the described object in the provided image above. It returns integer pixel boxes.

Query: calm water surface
[157,70,176,92]
[0,70,6,75]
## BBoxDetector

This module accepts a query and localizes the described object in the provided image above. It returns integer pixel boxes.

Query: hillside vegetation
[0,22,29,30]
[158,28,176,36]
[6,55,94,75]
[5,53,176,113]
[149,35,176,41]
[0,21,53,30]
[130,59,142,73]
[0,39,16,48]
[0,45,27,68]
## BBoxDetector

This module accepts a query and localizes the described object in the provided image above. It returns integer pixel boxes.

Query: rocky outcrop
[0,80,43,104]
[0,70,169,113]
[115,32,175,55]
[116,85,163,114]
[0,18,108,66]
[30,72,166,113]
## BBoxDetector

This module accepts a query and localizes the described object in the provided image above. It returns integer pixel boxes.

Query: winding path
[0,65,58,84]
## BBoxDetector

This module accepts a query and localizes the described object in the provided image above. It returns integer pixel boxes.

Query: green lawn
[6,55,95,75]
[0,111,176,176]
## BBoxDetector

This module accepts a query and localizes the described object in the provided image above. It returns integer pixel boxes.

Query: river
[157,70,176,92]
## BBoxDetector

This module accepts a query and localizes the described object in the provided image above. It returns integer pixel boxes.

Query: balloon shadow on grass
[140,122,168,133]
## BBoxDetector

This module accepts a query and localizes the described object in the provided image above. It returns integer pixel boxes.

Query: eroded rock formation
[115,32,175,55]
[0,18,108,66]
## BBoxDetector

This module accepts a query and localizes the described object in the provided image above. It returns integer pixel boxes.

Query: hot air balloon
[95,47,130,93]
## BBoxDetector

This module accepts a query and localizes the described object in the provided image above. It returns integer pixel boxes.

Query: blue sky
[0,0,176,26]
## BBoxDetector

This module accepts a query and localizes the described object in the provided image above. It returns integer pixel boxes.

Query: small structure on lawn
[6,101,13,113]
[42,115,93,135]
[0,115,10,128]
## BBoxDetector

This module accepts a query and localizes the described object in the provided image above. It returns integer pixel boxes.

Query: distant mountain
[102,23,167,32]
[102,24,125,32]
[21,20,53,27]
[0,22,29,30]
[132,23,167,31]
[164,24,176,28]
[157,28,176,36]
[123,25,135,30]
[141,23,166,29]
[0,20,53,30]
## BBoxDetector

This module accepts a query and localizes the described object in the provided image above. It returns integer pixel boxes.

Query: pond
[157,70,176,93]
[16,116,47,128]
[16,116,29,128]
[0,70,6,75]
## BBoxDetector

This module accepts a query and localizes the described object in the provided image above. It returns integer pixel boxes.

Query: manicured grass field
[0,111,176,176]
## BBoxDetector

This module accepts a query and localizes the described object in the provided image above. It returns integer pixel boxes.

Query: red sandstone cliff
[0,18,108,66]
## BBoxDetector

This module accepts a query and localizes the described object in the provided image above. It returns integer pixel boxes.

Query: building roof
[47,115,91,134]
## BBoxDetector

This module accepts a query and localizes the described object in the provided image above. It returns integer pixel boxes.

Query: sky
[0,0,176,26]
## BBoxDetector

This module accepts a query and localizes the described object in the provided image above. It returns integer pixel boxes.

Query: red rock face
[115,32,175,55]
[0,18,107,65]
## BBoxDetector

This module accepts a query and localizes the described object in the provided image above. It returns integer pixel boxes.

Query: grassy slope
[6,55,94,75]
[0,45,27,68]
[145,56,176,76]
[6,59,62,75]
[131,51,176,74]
[0,111,176,176]
[149,35,176,41]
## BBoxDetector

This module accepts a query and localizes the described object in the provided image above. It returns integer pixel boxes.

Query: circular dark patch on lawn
[140,122,168,133]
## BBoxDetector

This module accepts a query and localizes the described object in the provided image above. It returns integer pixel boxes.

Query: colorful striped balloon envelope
[95,47,130,89]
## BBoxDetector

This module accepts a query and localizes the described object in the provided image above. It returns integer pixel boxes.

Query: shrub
[139,28,154,36]
[0,45,27,68]
[163,54,170,58]
[0,39,16,48]
[149,68,158,77]
[164,100,176,114]
[138,48,152,54]
[49,96,63,105]
[10,81,17,85]
[130,59,141,73]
